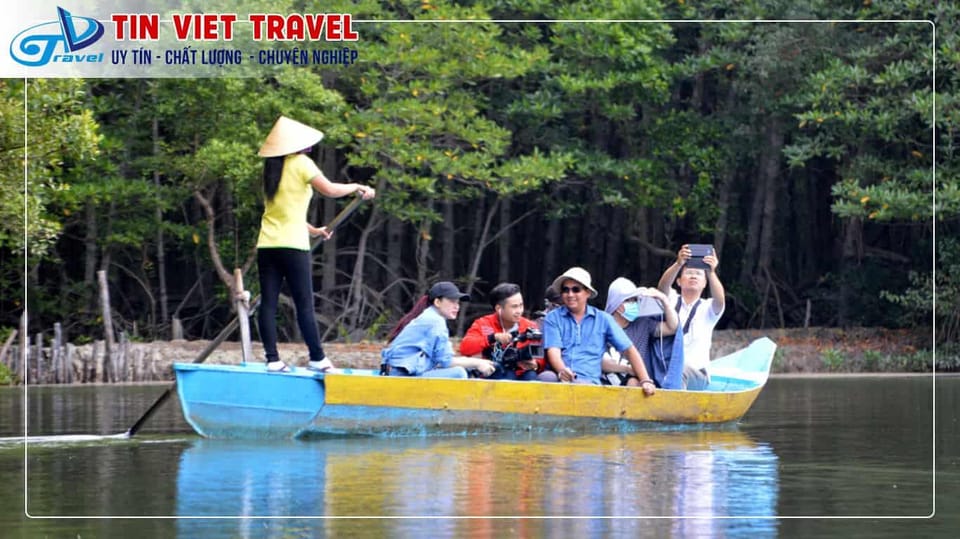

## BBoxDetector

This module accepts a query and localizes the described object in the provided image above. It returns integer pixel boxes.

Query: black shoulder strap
[675,297,701,335]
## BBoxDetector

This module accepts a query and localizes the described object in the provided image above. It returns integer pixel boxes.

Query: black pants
[257,248,325,363]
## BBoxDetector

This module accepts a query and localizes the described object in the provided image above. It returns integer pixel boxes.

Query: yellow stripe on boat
[322,375,763,424]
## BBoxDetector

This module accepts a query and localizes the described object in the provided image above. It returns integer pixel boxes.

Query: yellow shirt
[256,154,320,250]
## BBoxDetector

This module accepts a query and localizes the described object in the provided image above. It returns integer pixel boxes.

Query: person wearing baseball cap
[380,281,496,378]
[540,267,656,395]
[256,116,377,373]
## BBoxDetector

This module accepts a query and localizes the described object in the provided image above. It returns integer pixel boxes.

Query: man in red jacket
[460,282,545,380]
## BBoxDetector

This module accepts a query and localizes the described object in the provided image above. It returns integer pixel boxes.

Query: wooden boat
[173,337,776,439]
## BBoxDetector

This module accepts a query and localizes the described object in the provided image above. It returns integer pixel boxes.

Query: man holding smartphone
[657,244,726,390]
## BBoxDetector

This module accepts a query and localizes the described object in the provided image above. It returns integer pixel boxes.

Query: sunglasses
[560,286,583,294]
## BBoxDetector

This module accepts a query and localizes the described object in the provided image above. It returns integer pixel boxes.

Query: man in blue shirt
[541,267,656,395]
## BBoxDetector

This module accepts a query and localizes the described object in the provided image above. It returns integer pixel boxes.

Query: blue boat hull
[175,338,776,439]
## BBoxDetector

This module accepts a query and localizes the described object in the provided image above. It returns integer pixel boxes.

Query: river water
[0,375,957,537]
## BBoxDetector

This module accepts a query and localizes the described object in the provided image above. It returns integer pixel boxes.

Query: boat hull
[174,338,776,439]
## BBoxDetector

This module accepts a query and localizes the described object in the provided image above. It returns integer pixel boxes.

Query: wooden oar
[321,193,364,234]
[124,295,261,437]
[125,195,366,437]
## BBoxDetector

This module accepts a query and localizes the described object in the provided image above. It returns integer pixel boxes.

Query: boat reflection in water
[176,430,779,537]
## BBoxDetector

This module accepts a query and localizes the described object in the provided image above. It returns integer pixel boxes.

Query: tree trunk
[153,115,169,332]
[757,119,784,275]
[345,205,383,333]
[386,215,405,310]
[416,199,434,292]
[320,148,339,319]
[713,171,734,260]
[543,216,562,290]
[838,216,863,326]
[84,203,98,312]
[458,199,500,337]
[321,196,338,319]
[497,198,511,283]
[603,209,623,287]
[441,200,455,279]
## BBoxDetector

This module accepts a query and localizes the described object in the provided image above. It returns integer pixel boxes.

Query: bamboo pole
[234,269,253,364]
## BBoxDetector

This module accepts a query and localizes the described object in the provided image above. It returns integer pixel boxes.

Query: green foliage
[2,0,956,345]
[0,79,100,257]
[331,0,571,225]
[0,362,14,385]
[936,343,960,372]
[881,237,959,343]
[820,347,846,371]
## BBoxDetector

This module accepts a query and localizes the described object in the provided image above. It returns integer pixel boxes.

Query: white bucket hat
[551,267,598,299]
[258,116,325,157]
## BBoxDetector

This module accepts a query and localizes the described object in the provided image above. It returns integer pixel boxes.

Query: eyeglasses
[560,286,583,294]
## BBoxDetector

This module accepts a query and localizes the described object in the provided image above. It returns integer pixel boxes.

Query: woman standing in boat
[381,282,496,378]
[256,116,376,373]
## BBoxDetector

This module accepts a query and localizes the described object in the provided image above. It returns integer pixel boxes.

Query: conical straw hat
[258,116,324,157]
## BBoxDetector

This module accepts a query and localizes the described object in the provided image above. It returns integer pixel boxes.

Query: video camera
[497,328,544,370]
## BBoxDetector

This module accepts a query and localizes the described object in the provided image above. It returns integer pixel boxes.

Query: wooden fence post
[65,343,75,384]
[118,331,128,383]
[97,270,116,383]
[33,332,43,384]
[53,323,62,384]
[18,310,27,383]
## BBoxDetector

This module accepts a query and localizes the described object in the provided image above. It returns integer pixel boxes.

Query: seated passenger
[603,277,680,388]
[540,267,656,395]
[657,244,726,390]
[460,282,544,381]
[381,281,496,378]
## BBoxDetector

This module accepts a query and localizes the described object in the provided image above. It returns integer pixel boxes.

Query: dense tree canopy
[1,1,954,358]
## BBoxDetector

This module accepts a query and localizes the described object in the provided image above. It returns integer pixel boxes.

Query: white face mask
[621,302,641,322]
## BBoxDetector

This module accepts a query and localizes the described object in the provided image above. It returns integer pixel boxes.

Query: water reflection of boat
[173,338,776,439]
[174,431,779,537]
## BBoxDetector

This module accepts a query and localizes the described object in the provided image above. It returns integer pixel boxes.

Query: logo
[10,6,105,67]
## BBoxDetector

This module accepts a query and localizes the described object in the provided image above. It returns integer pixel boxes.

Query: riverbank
[117,327,945,375]
[0,326,939,385]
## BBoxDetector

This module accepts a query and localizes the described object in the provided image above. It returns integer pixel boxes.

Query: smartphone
[687,244,714,258]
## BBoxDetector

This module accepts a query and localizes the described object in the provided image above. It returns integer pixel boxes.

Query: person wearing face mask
[460,282,544,380]
[603,277,679,387]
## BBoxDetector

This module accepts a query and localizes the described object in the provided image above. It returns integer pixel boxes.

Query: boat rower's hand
[640,379,656,396]
[307,224,332,240]
[557,367,576,383]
